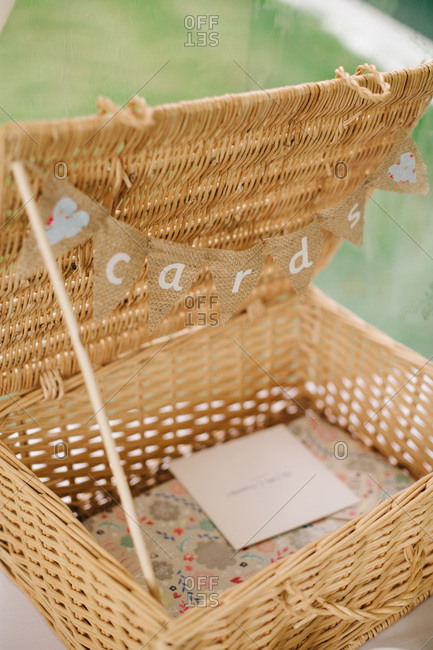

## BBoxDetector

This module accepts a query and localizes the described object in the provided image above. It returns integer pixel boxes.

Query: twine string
[96,95,153,128]
[335,63,392,103]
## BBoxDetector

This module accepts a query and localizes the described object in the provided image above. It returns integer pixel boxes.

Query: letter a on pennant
[147,238,208,333]
[158,263,186,291]
[267,220,323,296]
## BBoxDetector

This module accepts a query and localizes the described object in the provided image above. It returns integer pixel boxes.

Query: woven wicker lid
[0,61,432,395]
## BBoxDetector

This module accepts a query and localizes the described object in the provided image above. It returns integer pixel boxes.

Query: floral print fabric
[84,415,413,616]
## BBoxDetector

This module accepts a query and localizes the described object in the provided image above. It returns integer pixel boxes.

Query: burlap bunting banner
[319,184,367,247]
[147,238,208,333]
[369,131,428,194]
[16,175,107,277]
[14,128,428,331]
[93,218,147,323]
[267,221,323,296]
[209,244,264,323]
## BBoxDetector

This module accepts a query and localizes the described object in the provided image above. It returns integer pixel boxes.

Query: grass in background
[318,111,433,357]
[0,0,432,355]
[0,0,361,116]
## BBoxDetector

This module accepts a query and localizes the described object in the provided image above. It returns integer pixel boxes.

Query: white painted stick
[0,0,17,35]
[11,162,161,603]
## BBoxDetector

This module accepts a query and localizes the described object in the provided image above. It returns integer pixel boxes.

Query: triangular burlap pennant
[369,129,428,194]
[16,174,107,277]
[147,238,209,333]
[209,243,264,324]
[318,183,367,247]
[93,218,148,323]
[266,220,323,295]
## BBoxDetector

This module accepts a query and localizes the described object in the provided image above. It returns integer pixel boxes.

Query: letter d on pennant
[288,236,313,274]
[267,220,323,296]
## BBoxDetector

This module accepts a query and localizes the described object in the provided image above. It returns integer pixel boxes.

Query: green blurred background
[0,0,432,355]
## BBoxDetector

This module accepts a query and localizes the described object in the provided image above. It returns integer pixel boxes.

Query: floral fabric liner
[84,415,413,617]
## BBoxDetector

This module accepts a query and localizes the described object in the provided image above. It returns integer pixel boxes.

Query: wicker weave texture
[1,287,433,648]
[0,62,432,395]
[1,63,433,649]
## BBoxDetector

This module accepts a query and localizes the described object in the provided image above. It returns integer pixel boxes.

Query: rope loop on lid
[96,95,153,128]
[335,63,391,102]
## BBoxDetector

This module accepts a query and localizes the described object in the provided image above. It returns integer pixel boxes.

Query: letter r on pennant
[232,269,252,293]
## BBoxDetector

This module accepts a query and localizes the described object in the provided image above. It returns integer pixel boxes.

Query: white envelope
[170,424,359,549]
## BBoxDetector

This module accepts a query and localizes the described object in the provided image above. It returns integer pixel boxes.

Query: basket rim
[0,60,431,135]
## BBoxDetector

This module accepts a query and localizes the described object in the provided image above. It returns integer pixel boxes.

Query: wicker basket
[1,62,433,649]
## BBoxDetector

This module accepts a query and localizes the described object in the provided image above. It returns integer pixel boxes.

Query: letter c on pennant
[106,252,131,285]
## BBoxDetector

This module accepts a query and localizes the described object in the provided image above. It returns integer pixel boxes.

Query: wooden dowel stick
[11,161,162,604]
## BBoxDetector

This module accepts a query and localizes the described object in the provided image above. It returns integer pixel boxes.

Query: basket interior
[0,284,432,521]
